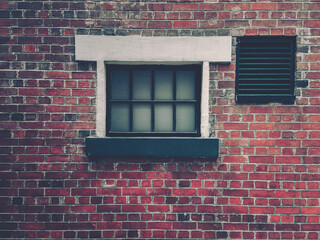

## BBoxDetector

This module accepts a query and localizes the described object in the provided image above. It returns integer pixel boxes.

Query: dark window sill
[86,137,219,158]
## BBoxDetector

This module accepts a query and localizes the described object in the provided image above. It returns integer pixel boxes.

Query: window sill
[85,137,219,158]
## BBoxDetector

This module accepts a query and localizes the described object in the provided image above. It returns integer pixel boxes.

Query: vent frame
[235,36,296,104]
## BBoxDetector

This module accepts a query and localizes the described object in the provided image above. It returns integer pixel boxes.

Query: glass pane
[155,103,173,132]
[155,70,173,100]
[133,70,152,100]
[176,70,196,100]
[176,103,195,132]
[110,70,130,100]
[133,103,151,132]
[110,103,130,132]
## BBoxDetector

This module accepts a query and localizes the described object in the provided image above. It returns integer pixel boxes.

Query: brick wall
[1,1,320,239]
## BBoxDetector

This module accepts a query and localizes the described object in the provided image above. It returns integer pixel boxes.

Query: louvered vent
[236,37,296,103]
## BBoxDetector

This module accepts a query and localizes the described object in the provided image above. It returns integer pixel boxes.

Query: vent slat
[239,68,290,71]
[239,57,290,60]
[239,73,290,76]
[240,46,290,50]
[239,78,290,81]
[239,62,290,66]
[239,52,291,55]
[239,84,290,86]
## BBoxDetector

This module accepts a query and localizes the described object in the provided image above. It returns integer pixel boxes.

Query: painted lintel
[75,35,232,63]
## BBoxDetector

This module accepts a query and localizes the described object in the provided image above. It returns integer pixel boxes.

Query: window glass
[133,70,152,100]
[110,70,130,100]
[176,70,195,100]
[111,103,130,132]
[155,70,173,100]
[133,103,152,132]
[107,65,200,136]
[176,103,195,132]
[155,103,173,132]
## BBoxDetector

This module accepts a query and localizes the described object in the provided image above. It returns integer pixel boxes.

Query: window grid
[106,65,201,137]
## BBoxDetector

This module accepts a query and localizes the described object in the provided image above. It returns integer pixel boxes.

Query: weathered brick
[251,3,277,10]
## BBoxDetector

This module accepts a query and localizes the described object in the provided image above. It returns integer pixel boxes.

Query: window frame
[106,64,202,137]
[235,36,296,104]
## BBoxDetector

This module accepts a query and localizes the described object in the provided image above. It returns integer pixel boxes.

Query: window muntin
[236,36,296,103]
[106,65,201,137]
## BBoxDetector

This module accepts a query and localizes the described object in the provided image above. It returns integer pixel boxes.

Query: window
[236,36,296,104]
[106,65,201,137]
[75,35,231,157]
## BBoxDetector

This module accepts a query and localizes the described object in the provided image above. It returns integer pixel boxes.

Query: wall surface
[1,1,320,239]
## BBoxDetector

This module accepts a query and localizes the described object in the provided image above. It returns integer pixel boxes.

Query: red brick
[276,191,300,198]
[199,20,224,28]
[173,222,196,229]
[224,189,248,197]
[250,190,275,198]
[252,3,277,10]
[122,205,146,212]
[173,21,197,29]
[71,205,95,213]
[148,21,171,28]
[224,123,248,130]
[46,71,69,79]
[123,188,146,195]
[252,20,277,27]
[250,123,274,130]
[224,206,248,214]
[276,157,301,164]
[225,20,249,28]
[276,208,300,214]
[305,20,320,28]
[223,156,247,163]
[173,3,198,11]
[173,189,196,196]
[225,3,250,11]
[101,3,120,10]
[198,3,223,10]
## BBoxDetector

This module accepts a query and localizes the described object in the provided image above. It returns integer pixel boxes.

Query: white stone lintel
[75,35,232,63]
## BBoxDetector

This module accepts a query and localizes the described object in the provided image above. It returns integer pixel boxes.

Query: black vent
[236,36,296,103]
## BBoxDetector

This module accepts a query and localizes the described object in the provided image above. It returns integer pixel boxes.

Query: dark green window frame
[106,64,202,137]
[236,36,296,104]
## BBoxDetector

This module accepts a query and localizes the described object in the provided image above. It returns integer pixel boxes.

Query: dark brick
[178,214,190,221]
[298,46,309,53]
[78,130,90,138]
[52,181,64,188]
[0,130,11,138]
[64,11,74,18]
[17,2,43,10]
[0,11,10,18]
[296,80,308,88]
[12,198,23,205]
[11,114,24,121]
[65,114,76,121]
[217,232,228,238]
